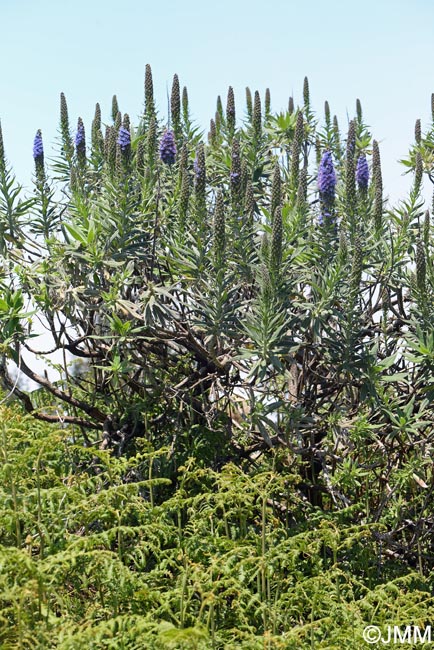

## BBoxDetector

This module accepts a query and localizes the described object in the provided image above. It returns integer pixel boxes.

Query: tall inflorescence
[252,90,261,144]
[213,190,225,268]
[414,152,423,195]
[171,74,181,139]
[356,153,369,203]
[182,86,189,124]
[288,96,294,115]
[245,87,252,120]
[105,126,117,173]
[144,64,154,117]
[356,98,363,124]
[345,120,357,221]
[215,95,223,135]
[270,160,281,222]
[318,150,336,226]
[33,129,45,186]
[194,143,207,220]
[226,86,236,140]
[208,119,217,147]
[230,137,242,214]
[372,140,383,231]
[60,92,73,161]
[303,76,310,112]
[91,102,104,160]
[117,114,131,172]
[324,101,331,128]
[291,111,304,191]
[415,118,421,144]
[111,95,119,123]
[265,88,271,118]
[159,129,177,166]
[75,118,86,170]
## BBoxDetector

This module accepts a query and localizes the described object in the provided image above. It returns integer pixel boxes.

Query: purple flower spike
[75,123,85,149]
[33,130,44,160]
[318,151,336,200]
[117,126,131,150]
[356,153,369,190]
[159,129,177,165]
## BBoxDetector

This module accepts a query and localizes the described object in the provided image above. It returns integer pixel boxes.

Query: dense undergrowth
[1,401,434,649]
[1,66,434,647]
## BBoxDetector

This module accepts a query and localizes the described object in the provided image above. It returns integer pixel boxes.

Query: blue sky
[1,0,434,204]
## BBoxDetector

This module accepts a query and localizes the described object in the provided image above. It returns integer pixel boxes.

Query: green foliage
[2,401,434,649]
[0,68,434,646]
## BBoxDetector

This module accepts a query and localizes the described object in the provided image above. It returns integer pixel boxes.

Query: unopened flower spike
[111,96,119,123]
[226,86,236,137]
[171,74,181,136]
[145,64,154,115]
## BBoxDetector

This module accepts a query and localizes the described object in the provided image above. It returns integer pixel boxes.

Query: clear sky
[1,0,433,204]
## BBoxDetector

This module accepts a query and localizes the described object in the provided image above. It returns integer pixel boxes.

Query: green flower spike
[60,92,73,161]
[303,76,310,110]
[245,87,252,120]
[253,90,261,142]
[356,98,363,124]
[423,210,430,246]
[414,152,423,195]
[291,111,304,190]
[226,86,236,138]
[182,86,189,123]
[265,88,271,117]
[171,74,181,137]
[288,96,294,115]
[111,95,119,123]
[208,119,217,146]
[145,64,154,115]
[324,101,331,127]
[415,119,421,144]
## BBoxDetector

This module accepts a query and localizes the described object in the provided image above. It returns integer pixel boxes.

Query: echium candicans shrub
[0,63,434,560]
